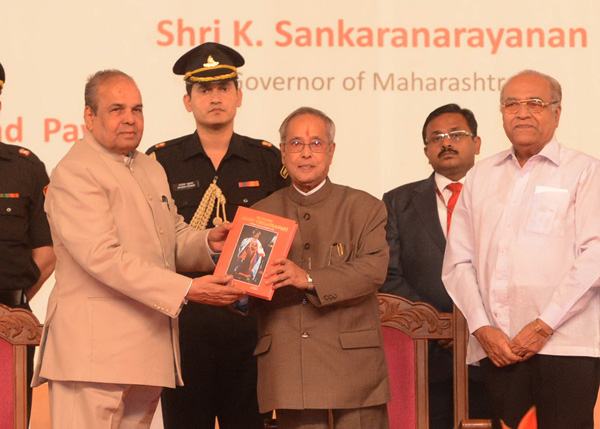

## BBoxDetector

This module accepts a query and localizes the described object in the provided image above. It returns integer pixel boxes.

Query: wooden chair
[0,303,43,429]
[378,293,491,429]
[453,305,492,429]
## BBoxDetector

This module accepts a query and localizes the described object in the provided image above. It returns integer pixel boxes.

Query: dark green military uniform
[147,132,288,227]
[0,142,51,301]
[0,142,52,421]
[146,131,288,429]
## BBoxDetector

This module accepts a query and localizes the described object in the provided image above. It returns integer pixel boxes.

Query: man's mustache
[438,147,459,158]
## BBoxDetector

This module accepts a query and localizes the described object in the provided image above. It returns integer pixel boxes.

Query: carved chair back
[0,304,43,429]
[378,293,491,429]
[378,293,453,428]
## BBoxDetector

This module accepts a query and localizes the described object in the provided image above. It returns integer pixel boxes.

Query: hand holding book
[214,207,298,300]
[207,222,234,253]
[264,258,311,291]
[185,274,246,306]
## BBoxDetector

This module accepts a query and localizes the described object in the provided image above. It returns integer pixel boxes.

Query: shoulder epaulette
[146,134,193,157]
[6,145,44,166]
[246,138,280,154]
[147,142,166,159]
[147,142,166,152]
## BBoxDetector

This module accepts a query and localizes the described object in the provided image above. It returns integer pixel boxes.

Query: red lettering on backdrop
[44,118,86,143]
[0,117,23,143]
[234,20,254,46]
[156,20,174,46]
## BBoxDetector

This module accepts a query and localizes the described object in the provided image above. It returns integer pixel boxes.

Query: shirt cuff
[467,308,492,335]
[539,302,564,330]
[182,279,193,307]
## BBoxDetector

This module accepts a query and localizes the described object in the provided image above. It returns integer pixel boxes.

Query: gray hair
[279,106,336,144]
[500,70,562,110]
[85,69,135,114]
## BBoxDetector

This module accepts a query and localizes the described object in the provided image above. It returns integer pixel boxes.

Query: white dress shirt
[442,137,600,364]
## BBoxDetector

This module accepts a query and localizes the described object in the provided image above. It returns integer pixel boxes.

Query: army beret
[173,42,244,84]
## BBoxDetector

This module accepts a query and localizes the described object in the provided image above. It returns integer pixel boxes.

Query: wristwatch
[533,318,552,338]
[306,273,315,291]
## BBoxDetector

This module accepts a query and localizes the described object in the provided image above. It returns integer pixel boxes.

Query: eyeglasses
[425,130,474,146]
[283,139,330,153]
[501,98,559,114]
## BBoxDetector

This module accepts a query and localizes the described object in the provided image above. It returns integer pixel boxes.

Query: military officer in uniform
[147,43,288,429]
[0,61,55,423]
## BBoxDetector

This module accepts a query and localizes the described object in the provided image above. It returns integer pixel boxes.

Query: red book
[214,206,298,300]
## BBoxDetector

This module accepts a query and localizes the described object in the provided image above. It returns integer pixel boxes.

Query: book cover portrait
[215,206,297,300]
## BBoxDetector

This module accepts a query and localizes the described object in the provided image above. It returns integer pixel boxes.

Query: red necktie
[446,182,463,235]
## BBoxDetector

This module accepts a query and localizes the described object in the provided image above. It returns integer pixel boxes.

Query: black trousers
[480,355,600,429]
[428,342,490,429]
[161,303,267,429]
[429,374,490,429]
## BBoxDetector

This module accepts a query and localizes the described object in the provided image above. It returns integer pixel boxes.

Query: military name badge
[174,180,200,191]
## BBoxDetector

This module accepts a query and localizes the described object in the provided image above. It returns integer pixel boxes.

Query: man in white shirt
[443,70,600,429]
[381,104,487,427]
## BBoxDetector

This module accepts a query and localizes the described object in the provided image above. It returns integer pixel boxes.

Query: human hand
[207,222,233,252]
[185,274,246,306]
[473,325,521,367]
[265,258,310,291]
[438,338,454,353]
[510,319,552,361]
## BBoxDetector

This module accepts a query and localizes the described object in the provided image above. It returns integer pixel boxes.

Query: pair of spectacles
[425,130,474,146]
[284,140,330,153]
[501,98,559,114]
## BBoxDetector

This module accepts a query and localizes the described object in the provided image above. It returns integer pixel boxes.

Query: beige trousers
[48,380,162,429]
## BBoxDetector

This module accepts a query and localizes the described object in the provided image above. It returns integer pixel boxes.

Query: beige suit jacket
[32,132,214,388]
[252,180,391,411]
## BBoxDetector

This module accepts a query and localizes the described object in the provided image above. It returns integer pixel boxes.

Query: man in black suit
[381,104,488,428]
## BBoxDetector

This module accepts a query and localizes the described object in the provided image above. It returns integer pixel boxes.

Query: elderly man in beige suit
[32,70,245,429]
[252,107,391,429]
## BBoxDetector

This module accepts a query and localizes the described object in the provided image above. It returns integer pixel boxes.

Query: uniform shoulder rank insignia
[18,148,31,157]
[149,142,166,160]
[280,166,288,179]
[261,141,273,147]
